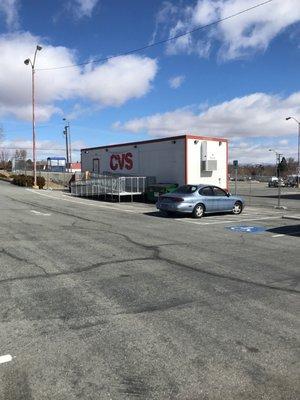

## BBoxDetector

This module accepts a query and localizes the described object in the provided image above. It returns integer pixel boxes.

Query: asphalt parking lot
[231,181,300,210]
[0,181,299,400]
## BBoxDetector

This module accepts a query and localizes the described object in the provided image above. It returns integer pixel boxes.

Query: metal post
[277,153,282,208]
[249,178,252,205]
[64,128,69,171]
[32,66,37,188]
[234,168,237,195]
[68,122,72,168]
[24,46,42,188]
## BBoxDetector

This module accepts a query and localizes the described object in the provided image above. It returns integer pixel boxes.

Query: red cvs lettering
[110,152,133,171]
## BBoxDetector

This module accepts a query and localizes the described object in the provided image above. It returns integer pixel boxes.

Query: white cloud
[72,0,99,18]
[229,140,296,163]
[0,0,19,30]
[80,56,158,106]
[279,139,289,145]
[113,91,300,138]
[1,138,86,161]
[0,32,158,121]
[154,0,300,60]
[168,75,185,89]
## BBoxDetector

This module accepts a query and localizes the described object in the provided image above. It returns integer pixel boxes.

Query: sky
[0,0,300,163]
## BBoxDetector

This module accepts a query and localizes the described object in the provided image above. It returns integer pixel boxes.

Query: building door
[93,158,100,174]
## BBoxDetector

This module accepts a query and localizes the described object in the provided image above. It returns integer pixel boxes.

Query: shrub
[37,176,45,189]
[11,174,45,189]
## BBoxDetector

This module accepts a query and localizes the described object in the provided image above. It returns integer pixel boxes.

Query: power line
[37,0,274,71]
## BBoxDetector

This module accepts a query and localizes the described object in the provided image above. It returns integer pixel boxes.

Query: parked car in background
[285,176,298,187]
[268,177,285,187]
[156,184,244,218]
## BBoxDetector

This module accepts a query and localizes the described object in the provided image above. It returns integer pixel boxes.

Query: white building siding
[187,138,228,189]
[81,135,228,188]
[81,138,186,185]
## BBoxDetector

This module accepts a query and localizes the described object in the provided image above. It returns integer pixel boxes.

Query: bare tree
[14,149,27,171]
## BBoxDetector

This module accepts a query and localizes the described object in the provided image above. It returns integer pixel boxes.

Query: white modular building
[81,135,228,189]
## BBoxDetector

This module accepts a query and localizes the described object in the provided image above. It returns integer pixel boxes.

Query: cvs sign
[110,152,133,171]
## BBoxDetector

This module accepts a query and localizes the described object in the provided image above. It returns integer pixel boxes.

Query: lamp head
[36,45,42,51]
[24,59,30,65]
[286,117,291,121]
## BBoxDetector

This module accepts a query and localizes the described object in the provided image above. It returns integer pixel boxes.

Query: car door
[212,186,233,211]
[199,186,216,212]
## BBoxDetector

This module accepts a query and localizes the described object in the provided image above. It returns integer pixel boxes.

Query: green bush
[11,174,45,189]
[37,176,45,189]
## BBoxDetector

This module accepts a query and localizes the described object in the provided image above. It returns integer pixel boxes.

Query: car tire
[232,201,243,215]
[192,203,205,219]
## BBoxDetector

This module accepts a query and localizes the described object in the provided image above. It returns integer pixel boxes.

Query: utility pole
[63,118,72,172]
[24,45,42,189]
[233,160,238,195]
[277,152,282,208]
[63,127,69,172]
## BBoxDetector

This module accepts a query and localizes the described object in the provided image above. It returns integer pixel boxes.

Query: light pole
[63,118,72,171]
[285,116,300,188]
[63,125,69,172]
[24,45,42,188]
[269,149,283,208]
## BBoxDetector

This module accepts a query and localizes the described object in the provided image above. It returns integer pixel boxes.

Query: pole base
[32,185,39,189]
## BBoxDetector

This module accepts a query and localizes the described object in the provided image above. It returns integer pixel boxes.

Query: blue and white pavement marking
[226,225,266,234]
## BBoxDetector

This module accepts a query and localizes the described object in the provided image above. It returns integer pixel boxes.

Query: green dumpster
[146,183,178,203]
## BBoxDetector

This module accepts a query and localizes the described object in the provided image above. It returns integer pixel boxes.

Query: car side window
[213,187,227,197]
[199,187,214,196]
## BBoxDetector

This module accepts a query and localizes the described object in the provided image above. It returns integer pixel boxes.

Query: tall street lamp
[63,118,72,172]
[285,116,300,188]
[269,149,283,208]
[24,45,42,188]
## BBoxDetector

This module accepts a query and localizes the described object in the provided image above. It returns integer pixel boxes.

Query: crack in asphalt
[0,248,49,276]
[2,193,299,296]
[0,256,153,285]
[7,196,113,228]
[0,243,298,294]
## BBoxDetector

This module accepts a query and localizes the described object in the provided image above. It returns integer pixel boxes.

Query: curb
[282,215,300,221]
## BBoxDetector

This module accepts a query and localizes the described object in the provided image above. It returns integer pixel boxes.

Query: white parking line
[26,190,150,214]
[30,210,51,216]
[272,234,284,237]
[26,190,284,223]
[175,216,282,226]
[0,354,13,364]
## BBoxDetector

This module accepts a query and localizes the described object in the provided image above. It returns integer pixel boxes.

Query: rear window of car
[200,187,214,196]
[176,185,198,193]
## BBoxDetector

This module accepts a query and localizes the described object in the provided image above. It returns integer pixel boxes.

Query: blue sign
[226,225,266,234]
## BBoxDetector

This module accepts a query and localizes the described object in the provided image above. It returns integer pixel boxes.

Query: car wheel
[232,201,243,215]
[192,203,205,218]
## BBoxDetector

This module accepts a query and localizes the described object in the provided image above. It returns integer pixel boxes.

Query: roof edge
[81,134,228,152]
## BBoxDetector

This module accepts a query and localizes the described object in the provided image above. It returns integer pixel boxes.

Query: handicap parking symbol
[226,225,266,234]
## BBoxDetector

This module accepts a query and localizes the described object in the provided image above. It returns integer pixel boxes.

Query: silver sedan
[156,184,244,218]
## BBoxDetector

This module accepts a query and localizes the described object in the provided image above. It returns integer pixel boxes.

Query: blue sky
[0,0,300,163]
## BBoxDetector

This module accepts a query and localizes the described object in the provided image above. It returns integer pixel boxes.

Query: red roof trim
[186,135,228,142]
[81,134,227,151]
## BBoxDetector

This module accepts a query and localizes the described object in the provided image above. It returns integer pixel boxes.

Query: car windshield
[176,185,198,193]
